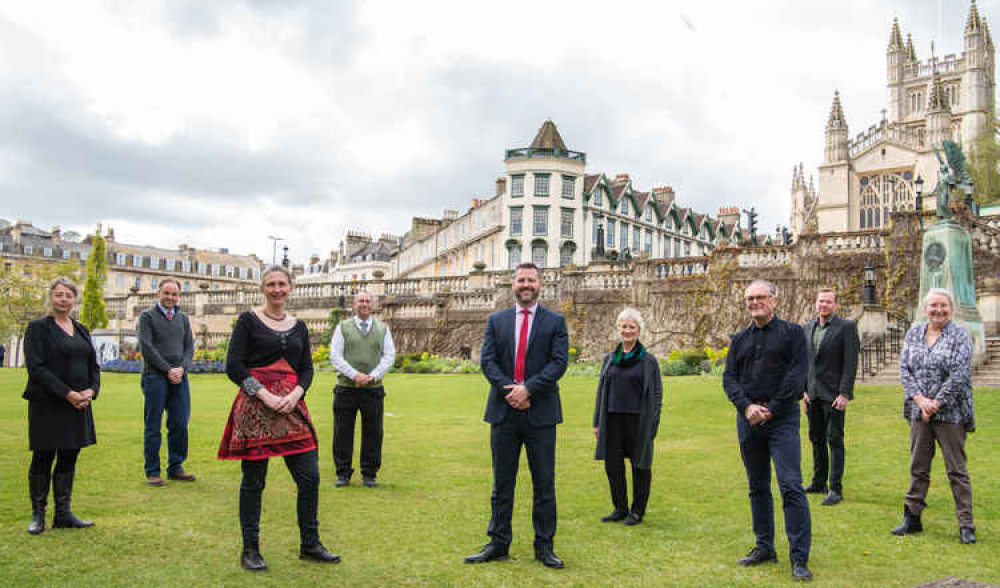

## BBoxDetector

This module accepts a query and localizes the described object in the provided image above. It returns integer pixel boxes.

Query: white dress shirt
[329,316,396,382]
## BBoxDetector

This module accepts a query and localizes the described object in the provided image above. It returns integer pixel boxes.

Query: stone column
[977,276,1000,337]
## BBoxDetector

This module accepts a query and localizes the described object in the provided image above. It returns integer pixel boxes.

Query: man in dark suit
[723,279,812,582]
[803,288,860,507]
[465,263,569,569]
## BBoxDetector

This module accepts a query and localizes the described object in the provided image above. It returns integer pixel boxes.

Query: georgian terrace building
[0,220,263,295]
[391,121,743,278]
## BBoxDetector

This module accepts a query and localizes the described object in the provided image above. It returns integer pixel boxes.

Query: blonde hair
[616,307,645,336]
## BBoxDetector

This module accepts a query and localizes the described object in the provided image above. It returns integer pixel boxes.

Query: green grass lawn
[0,369,997,587]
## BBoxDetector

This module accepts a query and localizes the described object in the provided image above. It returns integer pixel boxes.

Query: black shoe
[334,477,349,488]
[890,506,922,536]
[464,543,509,564]
[623,513,643,526]
[51,472,93,529]
[821,491,842,506]
[803,482,827,494]
[738,547,777,566]
[300,542,341,563]
[27,472,49,535]
[601,510,628,522]
[960,526,977,544]
[792,561,813,581]
[241,546,267,571]
[535,549,565,569]
[362,477,378,488]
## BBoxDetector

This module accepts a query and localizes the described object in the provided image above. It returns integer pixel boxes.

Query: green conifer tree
[968,109,1000,205]
[80,228,108,330]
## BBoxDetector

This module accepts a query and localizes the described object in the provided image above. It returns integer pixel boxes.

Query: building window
[211,264,221,277]
[561,175,575,199]
[226,266,235,278]
[663,236,670,258]
[132,255,142,267]
[533,208,548,235]
[593,187,602,207]
[621,197,629,216]
[633,227,641,251]
[42,247,52,257]
[645,206,652,222]
[62,250,71,260]
[511,175,524,198]
[197,262,207,274]
[166,258,175,271]
[592,222,600,245]
[116,275,125,288]
[532,243,546,268]
[534,173,550,197]
[116,253,127,265]
[150,256,159,269]
[620,223,629,251]
[183,281,191,292]
[151,277,159,290]
[182,260,192,272]
[134,277,142,290]
[560,243,574,267]
[645,229,653,253]
[510,207,523,236]
[860,210,866,229]
[509,245,522,269]
[607,219,616,248]
[560,209,573,238]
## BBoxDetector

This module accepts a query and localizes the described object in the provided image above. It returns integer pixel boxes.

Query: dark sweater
[226,311,314,393]
[138,305,194,375]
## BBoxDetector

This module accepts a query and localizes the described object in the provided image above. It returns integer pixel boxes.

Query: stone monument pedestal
[918,220,986,366]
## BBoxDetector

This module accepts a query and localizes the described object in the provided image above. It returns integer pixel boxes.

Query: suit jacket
[803,314,860,402]
[22,316,101,403]
[480,305,569,426]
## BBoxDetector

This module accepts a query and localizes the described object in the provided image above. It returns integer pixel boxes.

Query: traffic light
[743,207,758,237]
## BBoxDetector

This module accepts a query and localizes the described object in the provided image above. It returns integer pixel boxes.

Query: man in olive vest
[329,292,395,488]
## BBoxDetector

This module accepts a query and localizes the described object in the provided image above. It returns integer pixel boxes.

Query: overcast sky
[0,0,992,263]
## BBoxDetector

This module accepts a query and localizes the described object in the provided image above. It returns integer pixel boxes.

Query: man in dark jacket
[723,280,812,582]
[137,279,195,486]
[803,288,860,506]
[465,263,569,569]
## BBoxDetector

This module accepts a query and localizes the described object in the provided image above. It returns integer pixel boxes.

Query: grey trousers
[905,420,974,528]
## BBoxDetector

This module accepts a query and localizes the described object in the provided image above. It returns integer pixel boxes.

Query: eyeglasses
[744,295,771,302]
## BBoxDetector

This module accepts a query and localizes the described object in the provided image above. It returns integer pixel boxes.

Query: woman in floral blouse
[891,288,976,544]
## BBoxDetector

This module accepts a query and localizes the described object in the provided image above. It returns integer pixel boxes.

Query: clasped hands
[745,403,772,425]
[913,394,941,423]
[353,372,375,386]
[66,388,95,410]
[504,384,531,411]
[167,367,185,385]
[258,385,305,414]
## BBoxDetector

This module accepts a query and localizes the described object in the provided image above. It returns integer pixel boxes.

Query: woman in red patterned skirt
[220,265,340,571]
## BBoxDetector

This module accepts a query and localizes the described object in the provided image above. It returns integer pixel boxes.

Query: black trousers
[30,449,80,475]
[488,411,557,551]
[738,409,811,564]
[333,386,384,479]
[806,399,846,493]
[239,450,321,547]
[603,412,651,516]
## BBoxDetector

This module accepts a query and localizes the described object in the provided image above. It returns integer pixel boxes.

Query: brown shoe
[147,475,165,486]
[168,470,196,482]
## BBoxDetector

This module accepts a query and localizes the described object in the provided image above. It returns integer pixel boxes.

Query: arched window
[858,171,915,230]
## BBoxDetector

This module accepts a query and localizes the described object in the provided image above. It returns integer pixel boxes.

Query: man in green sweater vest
[329,293,395,488]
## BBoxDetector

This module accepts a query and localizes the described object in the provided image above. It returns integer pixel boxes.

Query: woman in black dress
[219,265,339,571]
[593,307,663,526]
[22,277,99,534]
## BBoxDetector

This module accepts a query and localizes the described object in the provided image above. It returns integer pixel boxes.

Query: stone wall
[102,210,1000,362]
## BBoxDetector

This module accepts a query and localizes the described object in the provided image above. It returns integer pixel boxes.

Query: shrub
[661,359,696,377]
[680,349,707,367]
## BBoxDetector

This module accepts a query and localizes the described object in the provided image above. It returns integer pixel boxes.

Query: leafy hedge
[100,359,225,373]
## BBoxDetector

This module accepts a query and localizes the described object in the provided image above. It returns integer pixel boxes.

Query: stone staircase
[856,337,1000,388]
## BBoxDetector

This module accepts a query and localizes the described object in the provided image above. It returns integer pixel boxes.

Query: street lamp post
[862,261,877,306]
[914,176,924,229]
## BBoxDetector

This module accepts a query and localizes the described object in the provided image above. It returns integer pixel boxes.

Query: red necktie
[166,308,174,320]
[514,309,530,383]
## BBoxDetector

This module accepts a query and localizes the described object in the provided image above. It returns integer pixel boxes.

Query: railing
[858,311,910,381]
[737,248,791,267]
[504,147,586,163]
[582,271,632,290]
[848,121,925,158]
[824,232,885,254]
[654,259,709,277]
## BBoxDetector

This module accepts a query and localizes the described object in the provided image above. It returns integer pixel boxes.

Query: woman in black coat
[22,277,99,534]
[593,307,663,525]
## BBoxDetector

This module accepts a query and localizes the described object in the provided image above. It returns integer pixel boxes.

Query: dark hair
[817,287,837,302]
[159,278,181,291]
[514,262,541,278]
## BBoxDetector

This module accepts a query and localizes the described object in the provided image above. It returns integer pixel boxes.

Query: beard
[516,287,539,304]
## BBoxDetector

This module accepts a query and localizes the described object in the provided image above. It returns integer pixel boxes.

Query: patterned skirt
[217,358,317,460]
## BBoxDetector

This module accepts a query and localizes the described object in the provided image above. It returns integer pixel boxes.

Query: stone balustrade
[823,232,885,253]
[738,248,792,267]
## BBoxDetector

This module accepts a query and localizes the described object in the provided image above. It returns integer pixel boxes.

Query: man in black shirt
[723,280,812,582]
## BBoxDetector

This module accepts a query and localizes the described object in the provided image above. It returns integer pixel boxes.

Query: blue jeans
[737,408,811,564]
[142,372,190,477]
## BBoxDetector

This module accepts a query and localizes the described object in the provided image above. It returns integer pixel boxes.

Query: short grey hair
[745,279,777,299]
[923,287,955,310]
[260,265,294,288]
[48,276,79,298]
[616,307,645,335]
